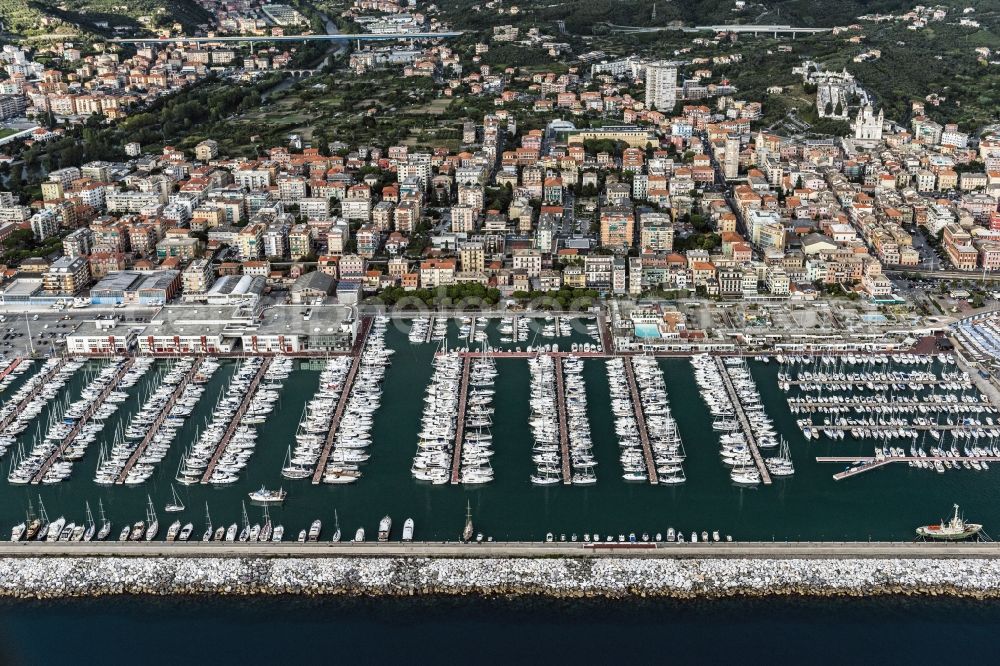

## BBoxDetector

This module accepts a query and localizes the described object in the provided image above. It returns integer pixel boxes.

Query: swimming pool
[861,314,888,324]
[633,323,662,339]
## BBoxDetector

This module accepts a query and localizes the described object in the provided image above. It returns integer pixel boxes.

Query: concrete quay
[3,540,1000,559]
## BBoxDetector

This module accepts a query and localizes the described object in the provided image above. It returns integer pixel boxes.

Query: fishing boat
[402,518,414,542]
[462,501,473,542]
[165,520,182,542]
[165,484,185,513]
[248,486,287,505]
[916,504,983,541]
[308,519,322,541]
[377,515,391,542]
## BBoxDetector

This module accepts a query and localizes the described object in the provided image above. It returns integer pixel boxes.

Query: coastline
[5,555,1000,600]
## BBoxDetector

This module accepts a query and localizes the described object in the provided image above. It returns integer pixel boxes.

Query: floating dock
[622,359,658,485]
[200,357,272,484]
[553,358,572,485]
[116,358,203,484]
[32,359,136,484]
[449,356,472,484]
[818,455,1000,480]
[791,400,986,411]
[715,358,772,485]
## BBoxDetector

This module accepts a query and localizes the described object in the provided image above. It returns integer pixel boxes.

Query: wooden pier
[0,357,22,383]
[817,455,1000,481]
[311,355,361,484]
[622,359,658,485]
[553,357,572,484]
[715,357,772,485]
[312,317,373,484]
[0,358,67,432]
[32,359,136,484]
[116,358,203,484]
[200,357,272,484]
[424,316,435,344]
[449,356,472,484]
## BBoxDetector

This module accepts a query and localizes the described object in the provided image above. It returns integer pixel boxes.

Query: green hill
[0,0,211,36]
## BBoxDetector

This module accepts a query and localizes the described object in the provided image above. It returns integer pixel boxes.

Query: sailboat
[83,501,96,542]
[238,502,250,542]
[144,495,159,541]
[462,501,473,542]
[202,502,213,542]
[165,484,185,513]
[331,509,341,542]
[36,497,50,541]
[97,499,111,541]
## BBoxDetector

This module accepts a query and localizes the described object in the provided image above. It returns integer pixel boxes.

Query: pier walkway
[791,400,986,411]
[311,355,361,484]
[622,359,658,484]
[784,378,961,387]
[817,455,1000,481]
[553,358,572,484]
[312,317,373,484]
[598,313,613,354]
[425,317,434,344]
[449,356,472,484]
[0,357,22,383]
[0,358,67,432]
[715,358,772,485]
[201,357,272,484]
[116,358,203,484]
[32,359,136,484]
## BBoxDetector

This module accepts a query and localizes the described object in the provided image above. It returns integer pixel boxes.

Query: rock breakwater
[3,557,1000,599]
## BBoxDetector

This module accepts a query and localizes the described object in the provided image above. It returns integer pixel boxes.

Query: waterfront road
[2,541,1000,559]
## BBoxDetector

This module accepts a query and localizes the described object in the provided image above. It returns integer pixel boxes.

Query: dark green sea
[1,318,998,542]
[2,596,999,665]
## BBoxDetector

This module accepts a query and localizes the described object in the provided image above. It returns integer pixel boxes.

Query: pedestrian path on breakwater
[715,357,772,485]
[2,541,1000,558]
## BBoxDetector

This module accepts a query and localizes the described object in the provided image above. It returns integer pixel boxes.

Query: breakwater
[4,555,1000,599]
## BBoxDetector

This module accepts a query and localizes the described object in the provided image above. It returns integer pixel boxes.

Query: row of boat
[94,357,219,485]
[528,354,565,484]
[0,358,81,459]
[776,353,955,366]
[0,358,34,395]
[176,356,286,486]
[9,358,149,485]
[412,350,463,484]
[548,528,730,543]
[320,316,392,484]
[284,356,353,480]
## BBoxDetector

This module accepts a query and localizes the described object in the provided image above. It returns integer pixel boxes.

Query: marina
[1,318,1000,543]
